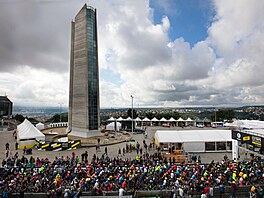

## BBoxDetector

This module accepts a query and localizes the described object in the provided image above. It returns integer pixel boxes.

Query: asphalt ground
[0,126,232,165]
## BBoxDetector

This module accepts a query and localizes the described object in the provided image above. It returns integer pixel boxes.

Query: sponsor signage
[252,136,261,147]
[232,130,264,148]
[243,136,250,141]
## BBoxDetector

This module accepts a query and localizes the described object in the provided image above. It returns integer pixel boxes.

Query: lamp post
[214,106,217,122]
[58,103,63,122]
[131,95,134,137]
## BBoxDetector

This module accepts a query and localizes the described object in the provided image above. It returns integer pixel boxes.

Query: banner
[232,130,264,148]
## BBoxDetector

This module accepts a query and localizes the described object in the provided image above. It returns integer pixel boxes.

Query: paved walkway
[0,126,232,165]
[0,130,154,164]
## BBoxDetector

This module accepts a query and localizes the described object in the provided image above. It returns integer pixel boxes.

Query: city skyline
[0,0,264,108]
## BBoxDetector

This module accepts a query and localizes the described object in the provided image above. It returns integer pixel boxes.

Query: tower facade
[68,4,100,138]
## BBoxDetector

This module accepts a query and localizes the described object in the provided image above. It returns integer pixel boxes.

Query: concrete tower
[68,4,100,138]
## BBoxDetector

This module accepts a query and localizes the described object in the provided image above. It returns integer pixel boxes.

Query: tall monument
[68,4,100,138]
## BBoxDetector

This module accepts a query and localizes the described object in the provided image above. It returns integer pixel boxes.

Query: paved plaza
[0,126,232,164]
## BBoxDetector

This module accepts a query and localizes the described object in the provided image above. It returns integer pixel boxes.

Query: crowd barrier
[8,185,263,198]
[38,140,81,151]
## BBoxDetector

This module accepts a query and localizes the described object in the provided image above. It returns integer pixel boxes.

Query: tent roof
[155,129,232,143]
[186,117,193,122]
[230,120,264,129]
[107,121,121,126]
[142,117,150,121]
[151,117,159,122]
[168,117,176,122]
[17,119,45,141]
[116,117,123,121]
[177,117,185,121]
[126,117,132,121]
[36,122,44,126]
[160,117,168,122]
[135,117,142,121]
[108,117,116,121]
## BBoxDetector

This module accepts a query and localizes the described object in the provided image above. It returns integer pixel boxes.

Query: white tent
[176,117,185,126]
[154,129,232,152]
[126,117,132,121]
[17,119,45,149]
[177,117,185,122]
[186,117,193,122]
[48,122,68,128]
[106,121,121,131]
[135,117,142,121]
[168,117,176,122]
[230,120,264,129]
[107,117,116,122]
[36,122,45,130]
[151,117,159,122]
[142,117,150,122]
[160,117,168,122]
[117,117,123,122]
[186,117,194,126]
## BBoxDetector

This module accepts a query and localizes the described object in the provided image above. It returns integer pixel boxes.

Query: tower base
[68,127,101,138]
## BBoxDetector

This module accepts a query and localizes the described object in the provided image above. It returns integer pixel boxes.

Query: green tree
[211,109,235,122]
[145,112,154,119]
[14,114,25,123]
[48,113,68,123]
[127,108,138,119]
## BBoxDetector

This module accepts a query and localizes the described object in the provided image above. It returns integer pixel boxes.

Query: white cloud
[0,0,264,108]
[0,66,68,106]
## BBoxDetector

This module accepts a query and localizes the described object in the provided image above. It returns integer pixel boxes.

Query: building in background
[68,4,100,138]
[0,96,13,119]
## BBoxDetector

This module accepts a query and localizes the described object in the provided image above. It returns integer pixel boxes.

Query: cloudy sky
[0,0,264,108]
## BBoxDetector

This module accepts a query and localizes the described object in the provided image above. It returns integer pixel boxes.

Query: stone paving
[0,126,232,164]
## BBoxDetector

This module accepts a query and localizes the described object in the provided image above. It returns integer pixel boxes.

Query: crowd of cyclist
[0,142,263,198]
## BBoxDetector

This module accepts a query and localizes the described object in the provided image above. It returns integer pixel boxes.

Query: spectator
[256,184,263,198]
[5,142,9,150]
[105,147,108,155]
[23,146,26,154]
[119,187,125,197]
[15,142,18,150]
[219,183,225,198]
[0,148,263,197]
[231,181,237,198]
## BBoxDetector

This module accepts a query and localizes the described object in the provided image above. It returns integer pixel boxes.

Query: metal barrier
[38,139,81,151]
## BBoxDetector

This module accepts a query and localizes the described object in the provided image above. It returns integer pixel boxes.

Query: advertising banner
[232,130,264,149]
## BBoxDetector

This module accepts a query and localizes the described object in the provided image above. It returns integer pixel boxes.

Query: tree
[14,114,25,123]
[127,108,138,119]
[145,112,154,119]
[48,113,68,123]
[211,109,235,122]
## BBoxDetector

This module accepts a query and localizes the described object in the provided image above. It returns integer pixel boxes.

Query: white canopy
[126,117,132,121]
[116,117,123,121]
[230,120,264,129]
[142,117,150,122]
[17,119,45,141]
[155,130,231,143]
[160,117,168,122]
[106,121,121,131]
[177,117,185,122]
[135,117,142,121]
[168,117,176,122]
[151,117,159,122]
[108,117,116,122]
[186,117,193,122]
[36,122,45,130]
